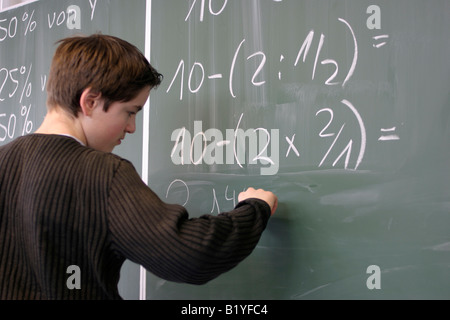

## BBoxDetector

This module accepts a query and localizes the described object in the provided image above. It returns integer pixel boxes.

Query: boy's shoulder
[0,134,132,167]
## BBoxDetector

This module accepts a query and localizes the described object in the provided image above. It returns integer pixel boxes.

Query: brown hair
[46,34,163,117]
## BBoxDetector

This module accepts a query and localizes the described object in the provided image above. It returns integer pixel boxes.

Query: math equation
[158,1,400,177]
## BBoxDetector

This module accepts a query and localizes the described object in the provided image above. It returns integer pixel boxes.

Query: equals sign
[373,35,389,48]
[378,127,400,141]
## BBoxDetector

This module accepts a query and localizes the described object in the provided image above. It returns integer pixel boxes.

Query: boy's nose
[126,118,136,134]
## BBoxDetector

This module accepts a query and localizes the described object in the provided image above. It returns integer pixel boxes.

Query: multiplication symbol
[285,134,300,158]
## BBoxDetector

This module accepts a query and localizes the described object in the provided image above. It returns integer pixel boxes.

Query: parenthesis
[229,39,245,98]
[338,18,358,87]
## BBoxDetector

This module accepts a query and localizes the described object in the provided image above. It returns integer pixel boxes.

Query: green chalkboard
[146,0,450,299]
[2,0,450,301]
[0,0,147,300]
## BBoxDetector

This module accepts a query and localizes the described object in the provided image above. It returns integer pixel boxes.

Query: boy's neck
[35,107,87,146]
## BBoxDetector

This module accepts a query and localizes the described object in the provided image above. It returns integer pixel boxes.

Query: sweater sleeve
[106,160,271,285]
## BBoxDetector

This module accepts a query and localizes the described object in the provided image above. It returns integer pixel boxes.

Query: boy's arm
[107,160,276,285]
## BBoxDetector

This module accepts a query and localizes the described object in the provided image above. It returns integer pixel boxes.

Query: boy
[0,34,277,299]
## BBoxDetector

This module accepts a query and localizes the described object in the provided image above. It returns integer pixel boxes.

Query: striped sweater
[0,134,271,300]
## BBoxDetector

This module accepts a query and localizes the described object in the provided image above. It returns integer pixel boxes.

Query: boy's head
[46,34,162,117]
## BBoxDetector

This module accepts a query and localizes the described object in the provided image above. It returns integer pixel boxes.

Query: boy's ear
[79,88,103,116]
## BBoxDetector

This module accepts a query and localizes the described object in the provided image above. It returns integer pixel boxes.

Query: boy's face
[82,87,151,153]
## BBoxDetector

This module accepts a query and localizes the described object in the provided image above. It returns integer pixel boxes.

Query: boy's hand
[238,187,278,216]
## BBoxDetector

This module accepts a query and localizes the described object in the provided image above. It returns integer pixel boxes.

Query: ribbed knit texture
[0,134,270,300]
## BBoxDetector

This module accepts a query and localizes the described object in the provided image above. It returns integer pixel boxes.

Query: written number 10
[185,0,228,22]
